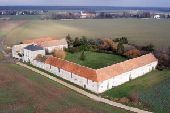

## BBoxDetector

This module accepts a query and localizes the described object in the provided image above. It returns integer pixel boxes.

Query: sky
[0,0,170,7]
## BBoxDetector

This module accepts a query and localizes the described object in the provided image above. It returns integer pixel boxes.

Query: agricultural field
[0,15,41,20]
[65,51,127,69]
[0,19,170,50]
[0,63,131,113]
[102,69,170,113]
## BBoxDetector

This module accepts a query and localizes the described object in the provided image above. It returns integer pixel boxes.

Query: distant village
[0,9,170,20]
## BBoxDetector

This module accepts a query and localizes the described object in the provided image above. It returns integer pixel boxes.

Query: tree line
[65,34,170,70]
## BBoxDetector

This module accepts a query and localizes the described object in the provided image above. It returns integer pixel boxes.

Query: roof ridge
[96,53,153,71]
[44,53,157,82]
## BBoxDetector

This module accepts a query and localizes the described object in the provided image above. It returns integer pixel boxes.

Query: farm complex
[12,37,158,93]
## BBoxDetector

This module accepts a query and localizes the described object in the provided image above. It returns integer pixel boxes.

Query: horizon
[0,6,170,8]
[0,0,170,8]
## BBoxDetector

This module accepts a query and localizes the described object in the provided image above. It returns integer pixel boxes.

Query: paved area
[17,62,153,113]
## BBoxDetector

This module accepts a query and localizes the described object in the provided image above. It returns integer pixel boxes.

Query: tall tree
[117,42,124,54]
[79,50,86,61]
[80,36,88,46]
[66,34,73,47]
[142,44,154,52]
[114,37,128,44]
[73,37,81,47]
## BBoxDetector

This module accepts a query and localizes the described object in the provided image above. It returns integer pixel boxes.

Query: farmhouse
[12,44,29,59]
[23,44,45,62]
[23,37,68,53]
[12,37,158,93]
[39,38,68,53]
[31,53,158,93]
[154,15,160,19]
[12,37,68,60]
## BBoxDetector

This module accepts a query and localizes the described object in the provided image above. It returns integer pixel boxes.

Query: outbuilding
[23,44,45,63]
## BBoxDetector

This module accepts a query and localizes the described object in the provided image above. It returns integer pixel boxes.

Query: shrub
[103,38,113,51]
[114,37,128,44]
[141,44,154,52]
[124,49,141,58]
[128,92,141,104]
[66,34,74,47]
[80,36,88,46]
[35,54,47,62]
[53,49,66,59]
[117,42,124,55]
[79,51,86,61]
[73,37,81,47]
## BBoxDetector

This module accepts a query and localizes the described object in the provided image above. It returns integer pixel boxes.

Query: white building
[40,38,68,53]
[80,11,96,19]
[31,53,158,94]
[154,15,160,19]
[23,37,68,53]
[12,44,28,59]
[23,44,45,63]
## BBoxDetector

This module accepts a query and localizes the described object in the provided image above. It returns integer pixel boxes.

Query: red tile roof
[39,39,67,47]
[44,53,157,82]
[96,53,158,82]
[45,56,97,81]
[23,37,55,44]
[23,37,67,48]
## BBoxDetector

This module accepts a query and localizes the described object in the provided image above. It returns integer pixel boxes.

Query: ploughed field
[0,19,170,50]
[101,69,170,113]
[65,51,127,69]
[0,63,131,113]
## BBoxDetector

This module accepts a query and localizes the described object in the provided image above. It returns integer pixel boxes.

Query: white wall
[12,44,28,59]
[31,60,99,93]
[97,61,158,93]
[23,49,45,62]
[31,60,158,94]
[45,45,68,53]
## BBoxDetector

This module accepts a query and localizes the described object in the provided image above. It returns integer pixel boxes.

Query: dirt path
[0,38,17,63]
[17,62,153,113]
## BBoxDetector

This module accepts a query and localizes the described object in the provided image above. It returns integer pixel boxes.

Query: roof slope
[45,56,97,81]
[23,37,67,47]
[44,53,157,82]
[23,37,55,44]
[24,44,44,51]
[39,39,67,47]
[96,53,158,82]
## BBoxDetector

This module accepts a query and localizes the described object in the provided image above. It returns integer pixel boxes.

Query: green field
[0,15,41,20]
[0,19,170,50]
[0,17,170,112]
[0,63,131,113]
[102,70,170,113]
[65,51,127,69]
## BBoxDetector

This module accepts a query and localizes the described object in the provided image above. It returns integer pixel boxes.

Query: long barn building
[31,53,158,93]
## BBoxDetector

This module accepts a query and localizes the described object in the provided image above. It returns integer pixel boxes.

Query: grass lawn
[101,69,170,113]
[0,63,132,113]
[65,51,127,69]
[0,15,41,20]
